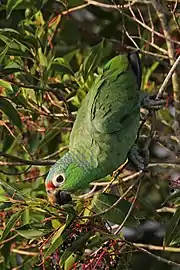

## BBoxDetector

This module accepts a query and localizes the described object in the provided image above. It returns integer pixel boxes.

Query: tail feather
[128,51,142,90]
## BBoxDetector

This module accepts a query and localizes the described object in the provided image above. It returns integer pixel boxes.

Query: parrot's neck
[62,149,101,191]
[69,147,99,172]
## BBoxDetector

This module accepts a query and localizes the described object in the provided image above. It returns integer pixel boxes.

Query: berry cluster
[50,222,93,269]
[79,239,125,270]
[60,223,91,253]
[49,222,126,269]
[50,250,60,270]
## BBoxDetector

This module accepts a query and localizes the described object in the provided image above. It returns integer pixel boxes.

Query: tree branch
[85,0,180,46]
[124,239,180,267]
[134,243,180,252]
[151,0,180,135]
[0,72,66,102]
[0,152,55,166]
[156,55,180,98]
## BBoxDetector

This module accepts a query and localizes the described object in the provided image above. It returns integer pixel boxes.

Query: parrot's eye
[52,174,65,187]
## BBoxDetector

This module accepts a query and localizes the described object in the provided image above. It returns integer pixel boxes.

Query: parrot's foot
[141,95,165,110]
[128,145,147,171]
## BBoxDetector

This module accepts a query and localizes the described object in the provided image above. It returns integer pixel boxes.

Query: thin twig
[148,5,154,44]
[157,207,176,213]
[85,0,138,9]
[156,55,180,98]
[151,0,180,135]
[90,161,180,190]
[114,178,142,234]
[86,0,180,46]
[124,239,180,267]
[127,2,180,46]
[130,35,168,55]
[62,3,90,15]
[134,243,180,252]
[149,162,180,169]
[103,160,128,192]
[11,248,38,256]
[82,177,142,219]
[91,171,142,187]
[0,234,18,245]
[0,120,31,158]
[0,152,55,166]
[0,73,66,101]
[124,28,139,49]
[42,146,68,160]
[0,165,31,175]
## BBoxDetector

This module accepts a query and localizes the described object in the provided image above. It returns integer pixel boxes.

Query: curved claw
[128,145,148,172]
[142,95,165,110]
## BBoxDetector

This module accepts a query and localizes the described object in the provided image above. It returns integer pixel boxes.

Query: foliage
[0,0,180,269]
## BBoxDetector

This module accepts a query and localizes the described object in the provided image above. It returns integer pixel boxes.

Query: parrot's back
[69,53,141,180]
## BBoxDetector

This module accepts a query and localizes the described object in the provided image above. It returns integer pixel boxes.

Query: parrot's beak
[46,189,57,205]
[54,190,72,205]
[46,182,72,205]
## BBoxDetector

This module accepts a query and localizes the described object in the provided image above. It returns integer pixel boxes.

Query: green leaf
[60,231,91,266]
[16,226,51,239]
[52,58,73,75]
[92,193,138,227]
[81,39,111,80]
[86,232,114,249]
[163,190,180,205]
[157,109,174,127]
[22,207,30,225]
[6,0,24,19]
[0,35,30,55]
[0,202,12,211]
[143,61,159,92]
[0,96,22,129]
[164,207,180,247]
[28,131,41,154]
[44,209,76,258]
[61,204,77,222]
[17,255,39,269]
[64,253,78,270]
[0,80,13,93]
[0,28,20,35]
[0,61,23,74]
[52,219,61,229]
[135,197,160,219]
[0,43,12,62]
[44,230,68,259]
[0,68,23,75]
[2,132,14,152]
[23,34,39,49]
[38,120,71,151]
[0,210,23,241]
[0,178,25,202]
[38,47,47,67]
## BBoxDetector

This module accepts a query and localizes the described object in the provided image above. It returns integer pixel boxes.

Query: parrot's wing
[90,65,140,134]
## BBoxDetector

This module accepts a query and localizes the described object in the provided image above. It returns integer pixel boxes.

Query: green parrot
[45,52,161,205]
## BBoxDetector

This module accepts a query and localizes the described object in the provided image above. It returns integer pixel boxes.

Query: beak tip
[47,191,56,205]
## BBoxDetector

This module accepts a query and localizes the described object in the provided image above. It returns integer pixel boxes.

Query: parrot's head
[45,152,93,205]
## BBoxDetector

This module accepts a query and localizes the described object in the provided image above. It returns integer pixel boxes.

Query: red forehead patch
[46,181,56,189]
